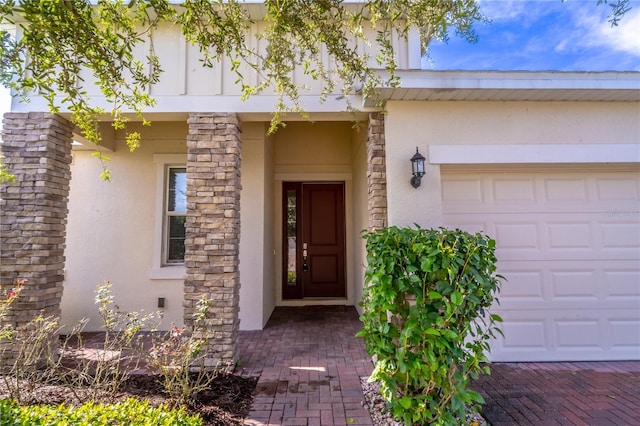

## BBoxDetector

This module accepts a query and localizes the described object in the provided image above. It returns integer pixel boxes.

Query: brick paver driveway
[473,361,640,426]
[239,306,640,425]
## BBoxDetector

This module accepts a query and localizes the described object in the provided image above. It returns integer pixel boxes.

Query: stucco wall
[272,121,356,305]
[66,120,279,332]
[63,118,365,331]
[274,121,353,173]
[262,133,276,326]
[63,122,188,331]
[239,122,274,330]
[384,101,640,228]
[351,124,369,315]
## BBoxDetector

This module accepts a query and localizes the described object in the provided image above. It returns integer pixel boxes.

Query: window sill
[149,265,186,280]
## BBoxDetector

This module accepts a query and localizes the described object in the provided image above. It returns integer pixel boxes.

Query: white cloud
[597,8,640,55]
[478,0,530,21]
[562,3,640,57]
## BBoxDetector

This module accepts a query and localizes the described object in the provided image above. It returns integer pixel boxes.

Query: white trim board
[429,144,640,165]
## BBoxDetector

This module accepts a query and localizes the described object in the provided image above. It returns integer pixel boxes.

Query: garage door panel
[442,169,640,361]
[601,223,640,249]
[544,178,589,201]
[492,320,547,352]
[547,222,592,249]
[441,222,489,235]
[443,171,640,214]
[445,203,636,214]
[596,176,640,200]
[493,178,536,201]
[498,260,640,308]
[441,178,484,202]
[609,320,640,349]
[496,270,544,300]
[555,320,601,349]
[495,223,539,250]
[604,269,640,299]
[488,310,640,361]
[444,215,637,260]
[550,270,598,299]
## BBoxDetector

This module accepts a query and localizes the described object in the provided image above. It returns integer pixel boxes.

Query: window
[165,166,186,264]
[151,154,187,280]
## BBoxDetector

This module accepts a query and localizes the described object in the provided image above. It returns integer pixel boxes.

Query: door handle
[303,243,308,272]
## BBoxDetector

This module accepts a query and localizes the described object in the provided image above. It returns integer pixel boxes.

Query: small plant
[0,279,224,409]
[0,278,24,340]
[60,280,161,401]
[0,279,67,403]
[0,397,203,425]
[148,295,219,406]
[358,226,503,425]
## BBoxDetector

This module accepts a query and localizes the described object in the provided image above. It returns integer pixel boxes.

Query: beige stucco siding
[272,121,358,306]
[384,101,640,228]
[262,133,276,326]
[274,121,353,173]
[239,122,275,330]
[389,101,639,146]
[63,122,188,331]
[382,99,639,361]
[351,125,369,315]
[63,119,365,332]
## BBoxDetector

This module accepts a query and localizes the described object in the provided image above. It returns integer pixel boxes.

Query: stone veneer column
[0,112,73,366]
[367,112,388,230]
[184,112,241,367]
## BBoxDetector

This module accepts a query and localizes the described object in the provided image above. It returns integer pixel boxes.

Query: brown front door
[283,182,346,299]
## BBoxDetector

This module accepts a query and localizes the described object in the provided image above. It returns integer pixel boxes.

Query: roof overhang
[364,70,640,106]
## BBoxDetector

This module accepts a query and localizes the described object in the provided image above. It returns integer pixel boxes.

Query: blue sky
[426,0,640,71]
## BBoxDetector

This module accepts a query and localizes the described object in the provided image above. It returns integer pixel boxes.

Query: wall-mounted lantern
[410,147,426,188]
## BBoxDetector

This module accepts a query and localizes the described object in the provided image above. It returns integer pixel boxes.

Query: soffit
[365,70,640,106]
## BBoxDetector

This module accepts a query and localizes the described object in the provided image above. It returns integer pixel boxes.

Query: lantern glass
[410,149,425,176]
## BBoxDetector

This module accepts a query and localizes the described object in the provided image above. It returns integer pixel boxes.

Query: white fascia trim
[151,153,187,280]
[11,94,370,114]
[428,144,640,165]
[377,70,640,90]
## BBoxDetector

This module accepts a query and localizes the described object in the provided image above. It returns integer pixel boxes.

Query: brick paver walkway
[238,306,374,425]
[239,306,640,426]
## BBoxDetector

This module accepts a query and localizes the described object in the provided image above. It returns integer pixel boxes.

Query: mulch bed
[0,372,257,426]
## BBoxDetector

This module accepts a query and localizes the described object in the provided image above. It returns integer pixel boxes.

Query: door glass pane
[286,190,297,286]
[168,167,187,213]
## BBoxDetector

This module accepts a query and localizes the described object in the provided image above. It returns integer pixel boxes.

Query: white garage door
[441,166,640,362]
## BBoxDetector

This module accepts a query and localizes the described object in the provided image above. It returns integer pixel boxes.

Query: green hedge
[0,398,202,426]
[358,226,503,425]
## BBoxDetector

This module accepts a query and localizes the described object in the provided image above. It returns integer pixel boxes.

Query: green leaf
[451,291,463,306]
[398,396,413,409]
[427,291,442,300]
[467,294,481,304]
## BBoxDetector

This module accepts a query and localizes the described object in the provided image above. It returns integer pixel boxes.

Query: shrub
[357,226,503,425]
[1,279,223,407]
[56,280,161,402]
[148,295,220,406]
[0,397,202,425]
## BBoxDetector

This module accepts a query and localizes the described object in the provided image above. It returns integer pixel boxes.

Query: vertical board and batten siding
[77,21,415,100]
